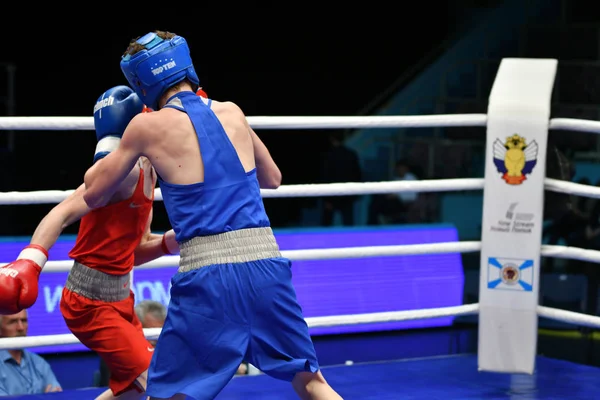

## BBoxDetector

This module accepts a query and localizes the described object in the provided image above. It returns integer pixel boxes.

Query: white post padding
[478,58,558,374]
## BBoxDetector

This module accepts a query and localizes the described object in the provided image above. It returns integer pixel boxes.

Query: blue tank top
[158,91,271,242]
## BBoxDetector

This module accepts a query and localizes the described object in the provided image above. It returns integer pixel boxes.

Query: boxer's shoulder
[210,101,248,124]
[122,111,165,143]
[211,100,241,113]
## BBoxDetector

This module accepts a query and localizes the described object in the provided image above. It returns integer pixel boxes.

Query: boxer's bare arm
[214,101,281,188]
[248,125,282,189]
[134,207,179,266]
[134,230,178,266]
[29,165,140,251]
[84,115,147,208]
[30,184,91,251]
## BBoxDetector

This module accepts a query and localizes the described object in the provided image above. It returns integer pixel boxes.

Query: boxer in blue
[83,31,343,400]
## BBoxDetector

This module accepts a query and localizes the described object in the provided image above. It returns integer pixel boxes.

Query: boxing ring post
[478,58,557,374]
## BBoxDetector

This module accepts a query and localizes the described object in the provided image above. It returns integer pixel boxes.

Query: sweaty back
[157,92,270,242]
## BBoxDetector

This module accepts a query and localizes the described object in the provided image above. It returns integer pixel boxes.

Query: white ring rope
[0,241,483,272]
[0,302,595,350]
[0,115,600,133]
[2,242,598,273]
[0,114,489,131]
[1,178,599,205]
[544,178,600,199]
[0,180,485,205]
[549,118,600,134]
[0,114,600,133]
[537,306,600,329]
[0,304,481,349]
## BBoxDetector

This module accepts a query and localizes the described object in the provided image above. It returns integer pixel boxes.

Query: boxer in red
[0,85,179,400]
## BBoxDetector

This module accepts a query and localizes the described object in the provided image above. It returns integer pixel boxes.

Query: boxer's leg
[245,258,343,399]
[94,370,148,400]
[61,290,153,399]
[146,267,248,400]
[292,371,343,400]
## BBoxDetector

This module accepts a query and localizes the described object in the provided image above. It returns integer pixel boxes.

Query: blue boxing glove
[93,85,144,163]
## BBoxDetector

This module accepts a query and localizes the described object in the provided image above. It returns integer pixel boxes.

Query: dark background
[0,3,486,235]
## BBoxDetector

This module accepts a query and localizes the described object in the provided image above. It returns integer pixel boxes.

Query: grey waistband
[178,227,282,273]
[65,262,130,302]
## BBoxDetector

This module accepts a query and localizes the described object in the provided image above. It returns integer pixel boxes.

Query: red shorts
[60,288,153,396]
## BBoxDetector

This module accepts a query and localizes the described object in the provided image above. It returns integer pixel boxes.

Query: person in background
[0,310,62,395]
[320,132,362,226]
[367,160,419,225]
[135,300,167,346]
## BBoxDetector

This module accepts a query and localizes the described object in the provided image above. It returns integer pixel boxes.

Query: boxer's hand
[93,86,144,163]
[45,384,62,393]
[94,86,144,139]
[0,245,48,314]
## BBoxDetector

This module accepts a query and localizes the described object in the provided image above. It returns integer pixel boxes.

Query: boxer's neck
[158,82,194,110]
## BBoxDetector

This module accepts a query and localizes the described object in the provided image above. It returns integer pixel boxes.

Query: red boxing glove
[0,245,48,314]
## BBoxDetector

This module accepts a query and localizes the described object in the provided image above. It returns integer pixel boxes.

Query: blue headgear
[120,32,199,110]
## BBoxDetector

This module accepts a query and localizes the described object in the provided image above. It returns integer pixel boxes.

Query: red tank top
[69,167,154,275]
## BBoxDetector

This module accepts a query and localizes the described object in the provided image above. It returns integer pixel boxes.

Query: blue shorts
[146,257,319,400]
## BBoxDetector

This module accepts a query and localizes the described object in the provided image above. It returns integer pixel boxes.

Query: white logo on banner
[486,257,533,292]
[490,202,535,234]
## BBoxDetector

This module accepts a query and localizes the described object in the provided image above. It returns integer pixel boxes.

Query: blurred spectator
[0,310,62,395]
[583,202,600,250]
[543,190,588,248]
[367,160,419,225]
[320,132,362,226]
[582,179,600,219]
[543,144,576,224]
[572,193,600,316]
[542,146,587,272]
[135,300,167,347]
[574,178,592,216]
